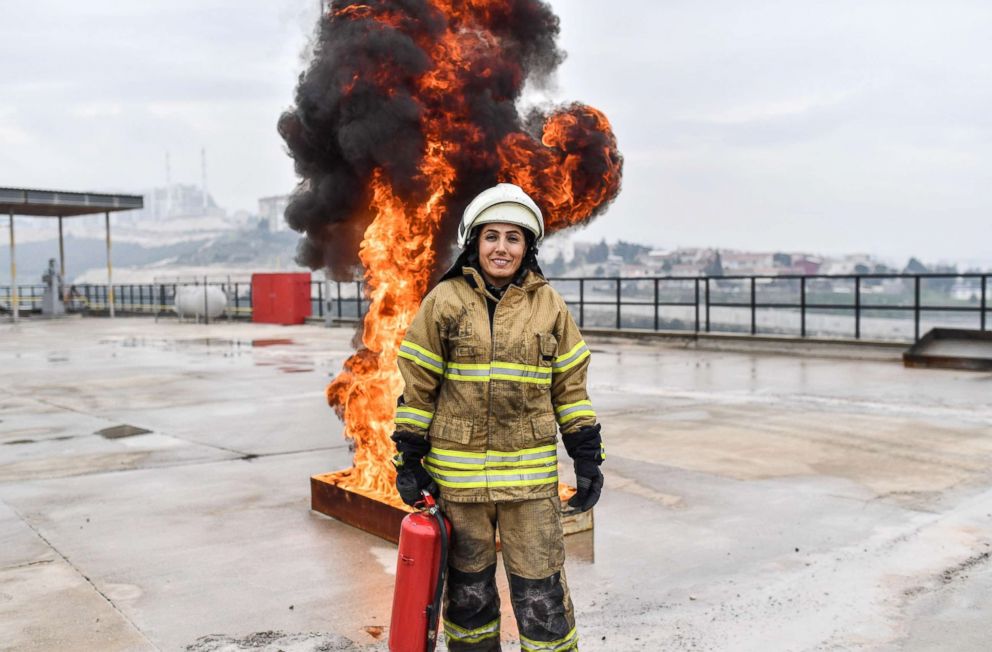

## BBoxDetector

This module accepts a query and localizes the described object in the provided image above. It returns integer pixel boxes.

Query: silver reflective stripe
[486,449,556,464]
[426,450,485,469]
[444,366,490,378]
[444,617,500,644]
[555,401,596,423]
[490,365,552,380]
[398,344,444,373]
[520,627,578,652]
[395,407,432,427]
[552,343,589,370]
[424,463,558,487]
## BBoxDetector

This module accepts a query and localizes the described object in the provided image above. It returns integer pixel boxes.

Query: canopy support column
[58,215,66,302]
[7,212,16,322]
[105,211,114,318]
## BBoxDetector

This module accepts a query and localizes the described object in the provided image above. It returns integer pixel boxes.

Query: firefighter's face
[477,223,526,287]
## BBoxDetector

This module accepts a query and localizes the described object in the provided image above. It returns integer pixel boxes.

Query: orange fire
[290,2,622,507]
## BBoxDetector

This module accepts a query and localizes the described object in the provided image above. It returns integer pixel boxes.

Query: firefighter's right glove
[392,431,438,507]
[563,424,606,513]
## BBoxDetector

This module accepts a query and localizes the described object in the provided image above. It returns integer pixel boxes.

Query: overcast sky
[2,0,990,266]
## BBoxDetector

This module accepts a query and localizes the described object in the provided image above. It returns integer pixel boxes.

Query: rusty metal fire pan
[311,472,593,545]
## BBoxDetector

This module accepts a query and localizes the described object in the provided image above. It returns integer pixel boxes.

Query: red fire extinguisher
[389,490,451,652]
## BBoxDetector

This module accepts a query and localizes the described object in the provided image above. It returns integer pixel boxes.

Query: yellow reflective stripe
[444,362,490,381]
[399,406,434,418]
[484,444,557,468]
[491,362,552,385]
[444,617,500,644]
[424,463,558,489]
[427,445,557,470]
[520,627,578,652]
[552,341,590,374]
[555,400,596,425]
[400,340,443,363]
[442,361,553,384]
[559,410,595,424]
[429,475,559,489]
[491,372,552,385]
[425,465,556,477]
[555,341,587,362]
[395,406,433,429]
[492,361,551,373]
[555,399,591,414]
[426,448,487,470]
[398,343,444,375]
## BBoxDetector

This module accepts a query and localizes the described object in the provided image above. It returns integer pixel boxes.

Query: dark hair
[440,225,543,283]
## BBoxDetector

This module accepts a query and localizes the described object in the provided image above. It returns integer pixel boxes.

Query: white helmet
[456,183,544,248]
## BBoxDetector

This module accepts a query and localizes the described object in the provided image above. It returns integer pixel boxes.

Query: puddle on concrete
[278,366,314,374]
[96,424,153,439]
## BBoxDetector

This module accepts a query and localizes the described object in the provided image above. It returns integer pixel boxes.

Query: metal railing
[2,273,988,343]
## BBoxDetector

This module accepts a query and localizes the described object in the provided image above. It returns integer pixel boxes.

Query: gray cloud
[1,0,989,265]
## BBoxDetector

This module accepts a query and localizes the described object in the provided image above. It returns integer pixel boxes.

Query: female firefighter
[391,183,605,652]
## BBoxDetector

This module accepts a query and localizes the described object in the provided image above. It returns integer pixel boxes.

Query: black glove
[563,425,605,512]
[392,431,438,506]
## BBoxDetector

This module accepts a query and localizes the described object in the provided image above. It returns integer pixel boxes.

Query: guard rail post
[653,278,660,331]
[914,276,921,341]
[704,277,711,332]
[694,278,700,333]
[981,275,987,331]
[750,277,756,335]
[615,277,621,329]
[800,276,807,337]
[854,275,861,340]
[578,279,585,328]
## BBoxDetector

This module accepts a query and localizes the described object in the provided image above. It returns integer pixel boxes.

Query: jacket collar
[461,266,547,301]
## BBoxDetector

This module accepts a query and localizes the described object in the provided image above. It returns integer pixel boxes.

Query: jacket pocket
[430,414,474,445]
[538,332,558,366]
[530,414,558,444]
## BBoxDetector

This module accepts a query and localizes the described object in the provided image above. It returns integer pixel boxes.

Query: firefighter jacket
[394,266,597,503]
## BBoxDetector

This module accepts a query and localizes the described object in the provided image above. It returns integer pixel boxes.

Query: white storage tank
[174,285,227,320]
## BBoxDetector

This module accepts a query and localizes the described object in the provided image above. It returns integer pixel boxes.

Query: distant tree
[773,252,792,267]
[931,264,958,293]
[903,257,929,274]
[587,239,610,263]
[543,252,566,277]
[854,263,870,275]
[614,240,651,264]
[593,265,605,277]
[703,251,724,277]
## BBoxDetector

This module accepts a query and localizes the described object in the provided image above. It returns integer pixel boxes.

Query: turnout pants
[440,497,578,651]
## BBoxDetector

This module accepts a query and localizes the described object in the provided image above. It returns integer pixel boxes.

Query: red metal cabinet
[251,273,312,325]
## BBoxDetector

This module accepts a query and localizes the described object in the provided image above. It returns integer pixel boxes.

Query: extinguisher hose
[426,506,449,652]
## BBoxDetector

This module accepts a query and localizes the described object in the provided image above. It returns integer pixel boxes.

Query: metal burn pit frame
[311,472,594,545]
[903,328,992,371]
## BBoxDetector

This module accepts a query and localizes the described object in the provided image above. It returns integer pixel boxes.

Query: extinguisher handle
[417,489,438,513]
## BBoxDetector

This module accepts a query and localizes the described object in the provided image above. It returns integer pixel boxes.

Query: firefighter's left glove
[392,431,438,507]
[563,424,606,513]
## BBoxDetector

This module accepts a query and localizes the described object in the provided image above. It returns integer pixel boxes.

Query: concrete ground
[1,317,990,652]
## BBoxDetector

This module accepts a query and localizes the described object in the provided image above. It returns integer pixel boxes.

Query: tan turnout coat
[395,267,596,503]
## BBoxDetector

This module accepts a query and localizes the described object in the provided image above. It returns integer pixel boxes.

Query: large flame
[281,1,623,507]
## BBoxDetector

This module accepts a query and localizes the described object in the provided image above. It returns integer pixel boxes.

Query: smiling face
[476,222,527,287]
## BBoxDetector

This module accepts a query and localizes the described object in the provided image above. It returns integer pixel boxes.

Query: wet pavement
[1,317,990,651]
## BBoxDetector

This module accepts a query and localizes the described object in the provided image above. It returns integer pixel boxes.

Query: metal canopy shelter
[1,187,144,321]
